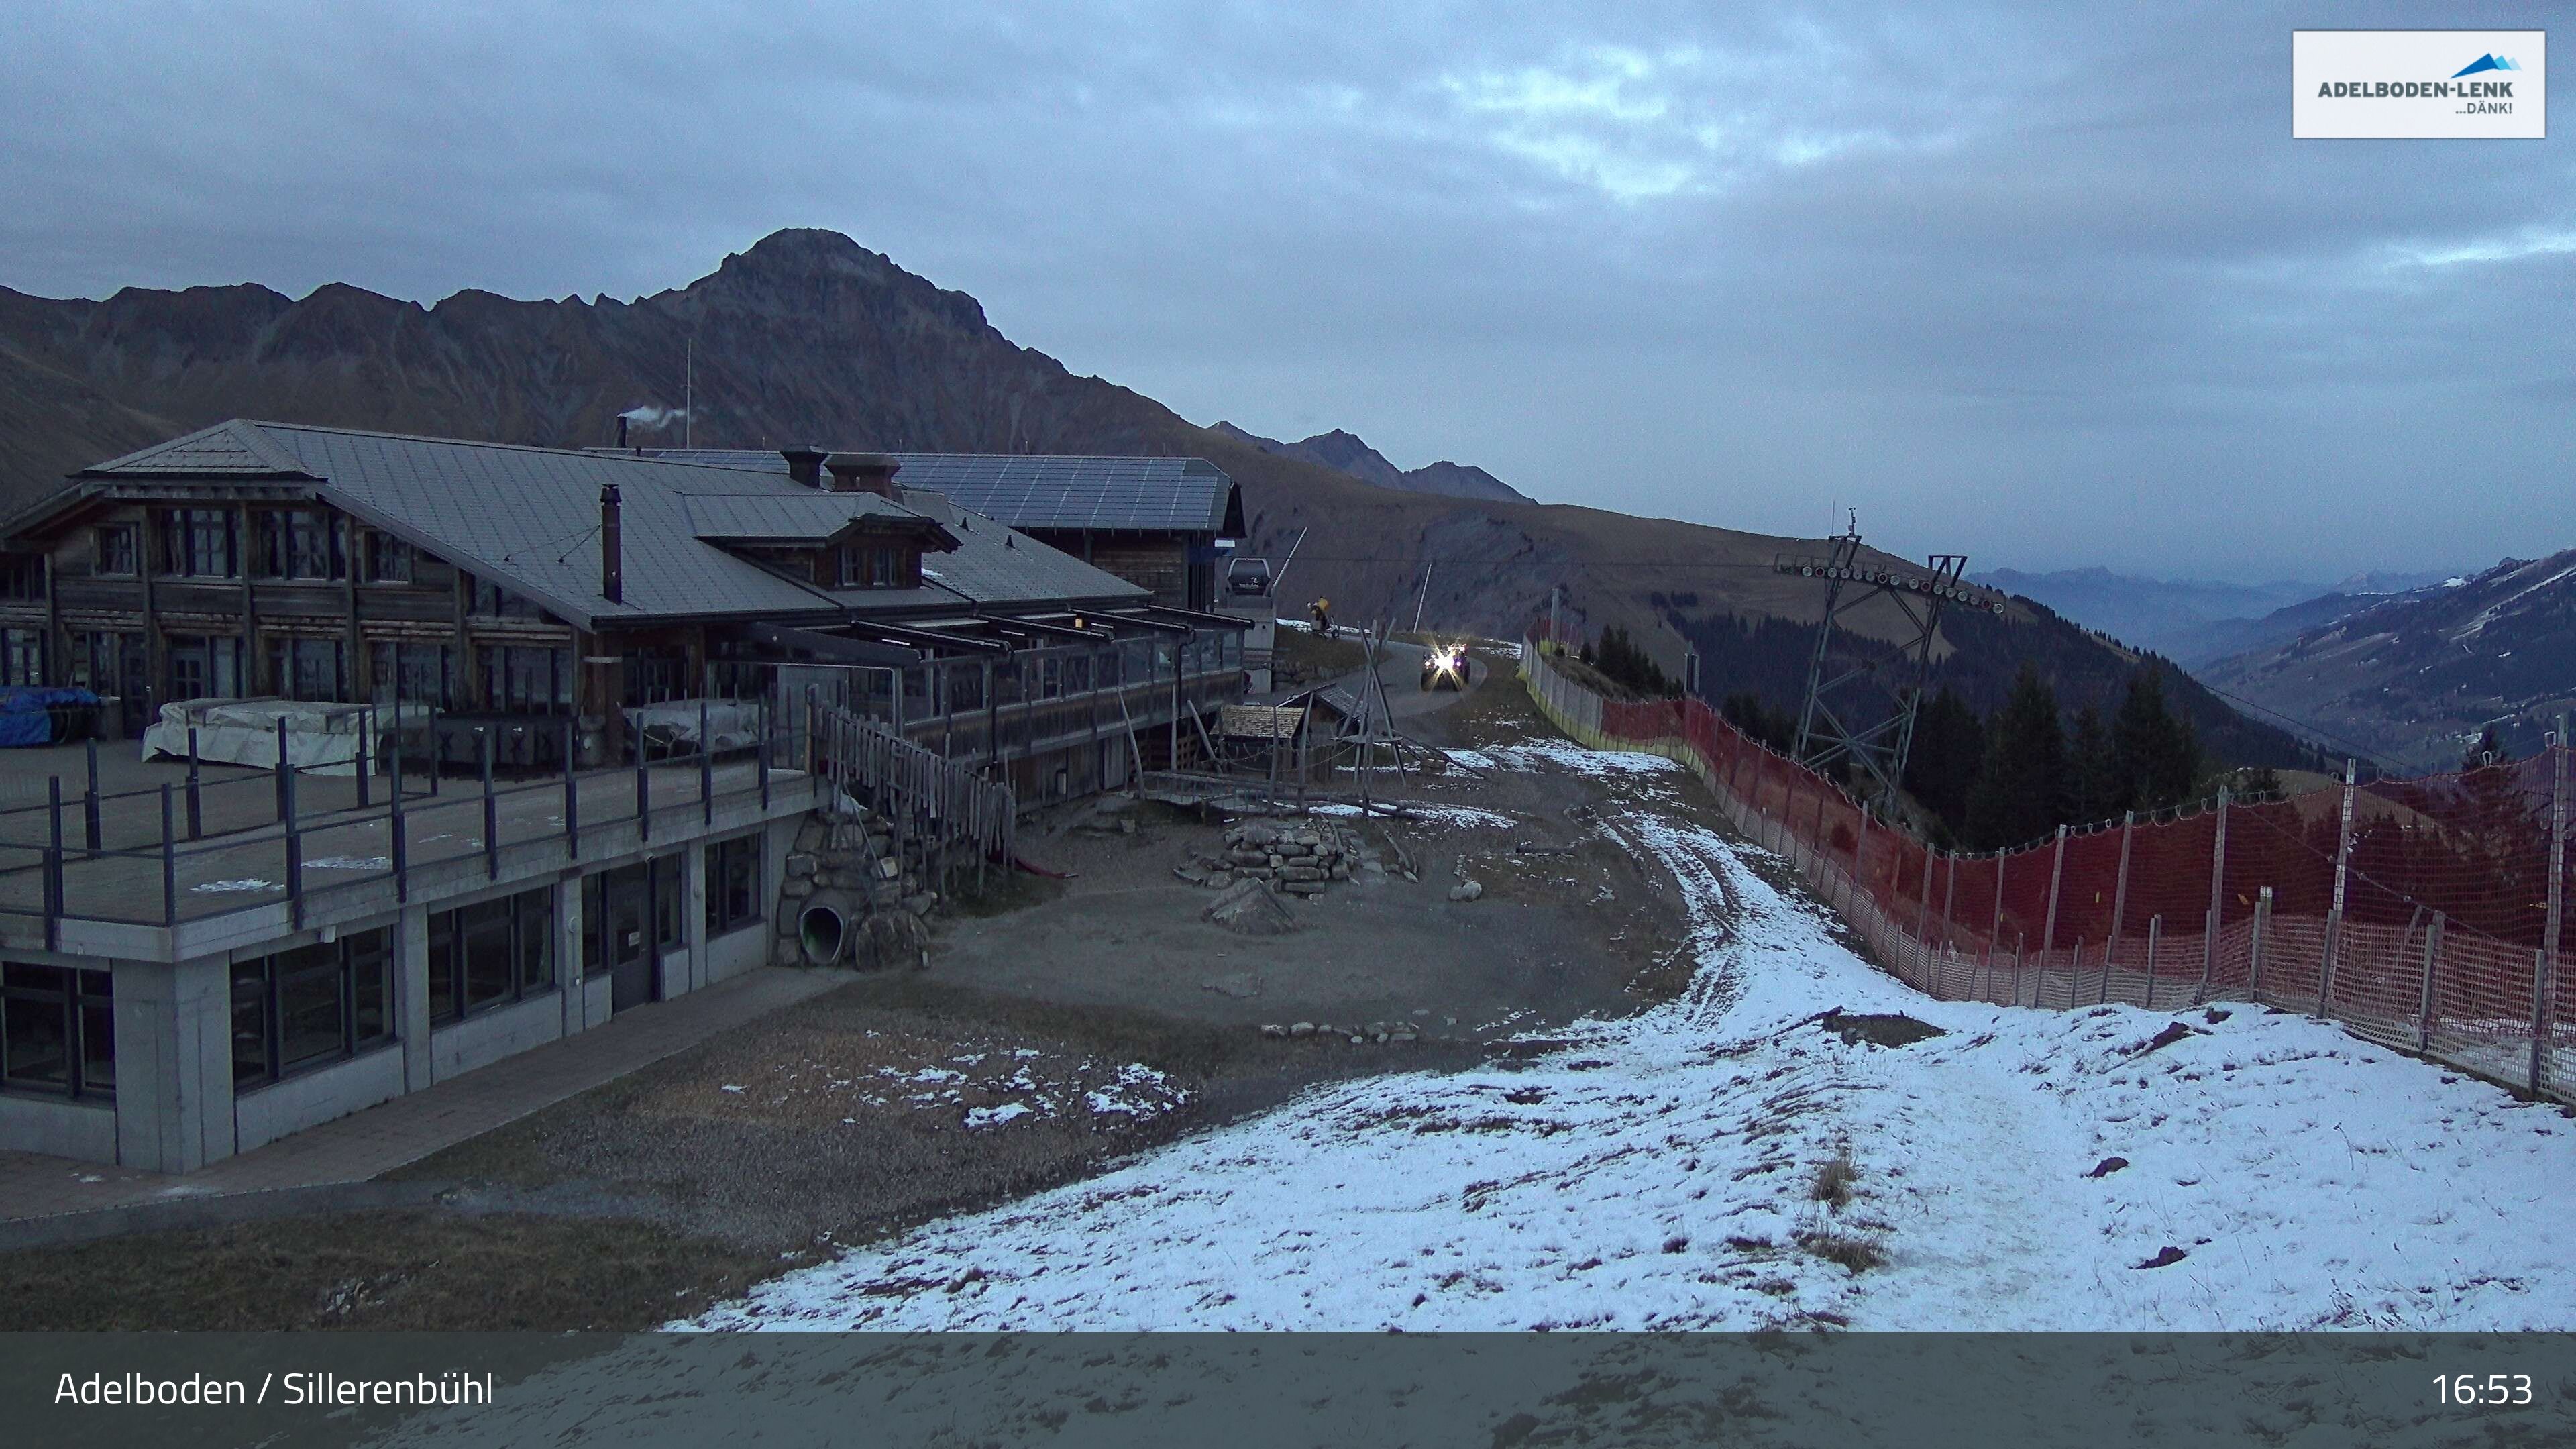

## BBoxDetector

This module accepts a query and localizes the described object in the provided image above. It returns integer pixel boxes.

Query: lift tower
[1776,520,2005,816]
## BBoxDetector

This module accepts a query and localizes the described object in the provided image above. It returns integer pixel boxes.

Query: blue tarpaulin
[0,686,101,747]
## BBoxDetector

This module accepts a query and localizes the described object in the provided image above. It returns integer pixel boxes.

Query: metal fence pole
[390,760,409,904]
[2320,759,2357,1017]
[274,721,289,822]
[186,726,204,840]
[563,718,580,861]
[83,737,101,851]
[758,696,771,810]
[700,696,715,827]
[636,748,651,843]
[283,750,303,929]
[2202,788,2229,1001]
[46,776,64,951]
[480,729,498,881]
[354,706,372,810]
[160,783,176,926]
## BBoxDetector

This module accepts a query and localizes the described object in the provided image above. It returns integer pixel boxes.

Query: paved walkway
[0,966,844,1226]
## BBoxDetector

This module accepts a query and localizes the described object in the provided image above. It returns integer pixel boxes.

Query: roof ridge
[241,421,826,480]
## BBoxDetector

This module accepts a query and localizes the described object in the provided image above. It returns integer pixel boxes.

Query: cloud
[0,1,2567,582]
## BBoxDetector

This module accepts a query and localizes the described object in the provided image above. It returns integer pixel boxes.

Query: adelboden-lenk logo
[2294,31,2546,138]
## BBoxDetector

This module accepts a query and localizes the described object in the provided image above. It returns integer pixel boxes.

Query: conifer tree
[1965,664,2068,849]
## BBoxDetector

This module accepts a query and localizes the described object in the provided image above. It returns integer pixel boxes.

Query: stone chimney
[823,451,902,497]
[779,444,827,489]
[600,483,623,603]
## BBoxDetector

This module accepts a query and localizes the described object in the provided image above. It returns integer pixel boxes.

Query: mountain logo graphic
[2452,54,2524,78]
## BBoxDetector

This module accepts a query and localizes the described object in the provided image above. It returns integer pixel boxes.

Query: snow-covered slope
[692,747,2574,1333]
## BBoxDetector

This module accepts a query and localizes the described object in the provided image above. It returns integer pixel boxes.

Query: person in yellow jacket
[1310,598,1332,634]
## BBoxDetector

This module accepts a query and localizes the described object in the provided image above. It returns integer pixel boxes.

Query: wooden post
[1989,851,2008,983]
[2107,810,2135,993]
[1913,851,1934,993]
[2041,824,2069,969]
[1939,849,1957,951]
[2321,759,2357,1016]
[2251,885,2273,1000]
[2012,931,2027,1008]
[2540,732,2567,1095]
[2069,941,2085,1011]
[2417,912,2442,1053]
[2532,949,2549,1096]
[2202,788,2229,1000]
[2145,914,2163,1010]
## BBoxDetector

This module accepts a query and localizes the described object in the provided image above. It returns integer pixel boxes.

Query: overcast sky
[4,2,2567,583]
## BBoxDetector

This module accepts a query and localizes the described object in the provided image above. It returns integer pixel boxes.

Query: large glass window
[268,637,347,701]
[468,577,546,620]
[229,929,390,1091]
[258,509,345,581]
[425,888,555,1027]
[95,525,137,578]
[706,836,761,936]
[2,628,42,687]
[482,645,569,714]
[1,965,111,1099]
[364,532,414,584]
[370,641,453,708]
[166,635,244,702]
[160,508,239,578]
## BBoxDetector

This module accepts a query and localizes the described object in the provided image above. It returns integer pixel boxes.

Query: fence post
[2540,733,2567,1095]
[2416,912,2441,1053]
[1939,850,1957,951]
[636,747,651,843]
[273,722,288,822]
[354,707,372,810]
[186,726,203,840]
[160,783,177,926]
[758,696,771,810]
[2012,931,2027,1008]
[46,776,63,951]
[1913,852,1935,993]
[2070,941,2086,1010]
[2532,949,2549,1096]
[2320,759,2357,1017]
[2251,885,2273,1000]
[2107,810,2135,996]
[2145,915,2162,1010]
[2202,788,2229,1001]
[1989,852,2007,987]
[283,751,303,930]
[563,718,580,861]
[700,696,715,828]
[391,764,409,904]
[84,737,101,851]
[2041,824,2069,974]
[480,730,498,881]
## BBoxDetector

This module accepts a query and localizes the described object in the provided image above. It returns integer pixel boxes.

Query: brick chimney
[779,444,827,488]
[600,483,623,603]
[823,451,902,497]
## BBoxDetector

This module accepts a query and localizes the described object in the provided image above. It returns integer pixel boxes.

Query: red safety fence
[1519,639,2576,1102]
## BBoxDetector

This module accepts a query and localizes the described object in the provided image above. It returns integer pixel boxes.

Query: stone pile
[1176,820,1368,897]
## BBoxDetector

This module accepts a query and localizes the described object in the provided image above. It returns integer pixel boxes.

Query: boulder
[785,853,819,878]
[1448,881,1485,902]
[849,910,931,971]
[1290,1021,1316,1038]
[1203,878,1299,936]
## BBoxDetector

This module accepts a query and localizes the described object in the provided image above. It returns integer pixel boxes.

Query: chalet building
[634,449,1246,612]
[0,421,1246,1173]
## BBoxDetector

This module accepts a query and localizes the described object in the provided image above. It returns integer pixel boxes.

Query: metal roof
[47,421,1148,632]
[635,449,1240,535]
[895,490,1151,608]
[682,491,935,545]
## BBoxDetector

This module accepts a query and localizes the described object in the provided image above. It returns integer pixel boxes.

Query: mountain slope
[1212,421,1529,504]
[2200,554,2576,771]
[0,227,2304,767]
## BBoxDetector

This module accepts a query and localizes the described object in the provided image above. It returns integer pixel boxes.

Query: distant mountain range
[1210,422,1530,504]
[2198,554,2576,771]
[0,227,2312,771]
[1972,565,2459,669]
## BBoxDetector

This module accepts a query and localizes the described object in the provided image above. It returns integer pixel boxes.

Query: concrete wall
[0,1092,117,1163]
[430,991,566,1084]
[234,1043,404,1155]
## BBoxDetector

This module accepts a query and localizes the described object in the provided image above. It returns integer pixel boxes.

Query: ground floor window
[231,928,390,1090]
[1,964,113,1099]
[427,887,555,1026]
[482,645,570,714]
[1,627,42,686]
[267,635,348,702]
[166,633,244,702]
[370,641,453,709]
[706,836,761,936]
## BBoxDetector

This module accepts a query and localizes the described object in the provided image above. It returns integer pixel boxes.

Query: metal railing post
[83,738,101,851]
[480,729,498,881]
[186,725,204,840]
[700,696,714,826]
[636,748,651,843]
[390,760,409,904]
[160,783,177,926]
[563,718,580,860]
[757,697,771,810]
[283,751,303,929]
[354,706,372,810]
[45,776,64,951]
[274,720,290,822]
